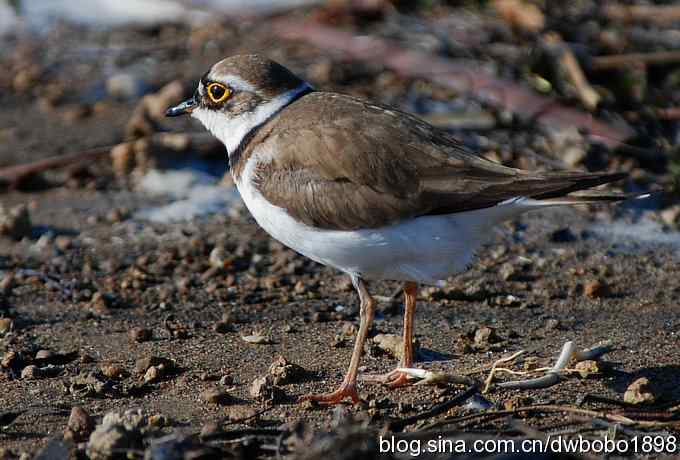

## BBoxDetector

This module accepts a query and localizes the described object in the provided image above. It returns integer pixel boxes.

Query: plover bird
[167,54,639,404]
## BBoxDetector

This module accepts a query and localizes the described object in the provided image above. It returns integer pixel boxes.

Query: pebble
[21,365,42,379]
[372,334,407,360]
[473,326,500,347]
[544,318,561,330]
[64,406,95,442]
[200,388,231,405]
[661,205,680,227]
[624,377,657,404]
[574,360,601,378]
[0,318,13,335]
[144,366,162,384]
[241,332,270,344]
[584,279,610,299]
[147,414,169,427]
[86,421,142,460]
[110,143,135,177]
[209,246,228,269]
[0,204,32,240]
[268,355,305,385]
[34,349,54,360]
[1,351,21,368]
[60,104,92,122]
[200,422,222,437]
[128,327,152,343]
[249,375,284,402]
[100,363,126,380]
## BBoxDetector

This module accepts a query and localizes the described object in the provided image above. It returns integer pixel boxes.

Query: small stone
[61,104,92,122]
[0,204,32,240]
[201,388,231,405]
[584,279,610,299]
[65,406,95,442]
[128,327,152,343]
[268,355,305,385]
[147,414,169,427]
[311,311,328,323]
[499,263,517,281]
[249,375,284,402]
[2,351,22,369]
[200,422,221,437]
[21,365,42,380]
[54,236,73,251]
[86,422,142,460]
[110,143,135,177]
[660,205,680,226]
[372,334,406,360]
[474,326,500,347]
[624,377,656,405]
[544,318,561,330]
[34,349,53,360]
[341,322,357,337]
[209,246,228,269]
[574,360,601,378]
[562,146,586,167]
[134,356,174,375]
[293,280,306,294]
[241,331,270,344]
[0,318,13,335]
[144,366,161,384]
[105,208,128,224]
[0,272,14,295]
[100,363,126,380]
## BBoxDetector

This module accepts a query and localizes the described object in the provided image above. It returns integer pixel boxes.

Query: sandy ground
[1,3,679,458]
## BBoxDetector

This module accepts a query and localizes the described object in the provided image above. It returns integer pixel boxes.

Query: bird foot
[299,382,361,405]
[361,368,413,388]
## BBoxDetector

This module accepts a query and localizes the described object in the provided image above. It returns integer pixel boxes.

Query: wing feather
[250,92,625,231]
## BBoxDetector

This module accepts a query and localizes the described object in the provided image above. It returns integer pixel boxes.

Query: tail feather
[540,191,650,205]
[529,171,628,200]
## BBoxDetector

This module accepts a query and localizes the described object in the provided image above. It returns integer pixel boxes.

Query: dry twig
[603,4,680,25]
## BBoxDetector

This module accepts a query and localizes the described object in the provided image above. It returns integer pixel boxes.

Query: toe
[299,385,360,405]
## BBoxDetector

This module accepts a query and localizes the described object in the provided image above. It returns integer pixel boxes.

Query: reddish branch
[0,146,110,189]
[591,51,680,70]
[273,20,633,148]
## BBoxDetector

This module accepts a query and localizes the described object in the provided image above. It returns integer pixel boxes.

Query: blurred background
[1,1,680,458]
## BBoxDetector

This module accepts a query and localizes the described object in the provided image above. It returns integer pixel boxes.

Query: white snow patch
[135,169,240,223]
[8,0,321,32]
[590,217,680,251]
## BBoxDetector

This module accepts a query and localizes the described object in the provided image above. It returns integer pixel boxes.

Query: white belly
[235,175,522,285]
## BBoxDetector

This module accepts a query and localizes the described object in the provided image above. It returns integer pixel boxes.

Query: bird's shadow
[416,348,451,363]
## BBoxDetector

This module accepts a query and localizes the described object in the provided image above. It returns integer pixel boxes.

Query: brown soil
[1,3,679,459]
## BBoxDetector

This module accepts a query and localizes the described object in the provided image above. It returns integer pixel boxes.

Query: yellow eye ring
[207,83,230,103]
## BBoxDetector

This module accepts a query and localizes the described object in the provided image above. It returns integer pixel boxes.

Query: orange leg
[362,281,417,388]
[299,275,375,404]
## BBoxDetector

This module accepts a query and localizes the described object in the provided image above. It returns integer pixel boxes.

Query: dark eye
[207,83,230,103]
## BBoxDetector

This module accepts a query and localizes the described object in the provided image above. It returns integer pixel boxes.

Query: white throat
[192,82,312,156]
